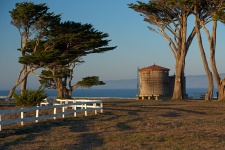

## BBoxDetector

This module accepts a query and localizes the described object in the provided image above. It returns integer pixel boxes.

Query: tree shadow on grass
[116,122,133,131]
[1,132,42,150]
[67,118,88,132]
[161,111,181,117]
[0,118,70,138]
[106,107,149,114]
[128,110,139,115]
[143,106,206,115]
[66,116,104,149]
[0,118,84,149]
[116,117,144,131]
[72,133,104,150]
[167,107,206,115]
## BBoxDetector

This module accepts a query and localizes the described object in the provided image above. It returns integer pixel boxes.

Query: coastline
[0,88,216,99]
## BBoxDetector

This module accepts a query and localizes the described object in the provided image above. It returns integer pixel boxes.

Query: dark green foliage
[19,21,116,67]
[10,2,48,26]
[77,76,105,88]
[13,86,48,107]
[19,49,63,66]
[9,2,60,35]
[39,70,55,89]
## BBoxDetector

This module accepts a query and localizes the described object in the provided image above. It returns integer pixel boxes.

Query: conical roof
[139,64,170,72]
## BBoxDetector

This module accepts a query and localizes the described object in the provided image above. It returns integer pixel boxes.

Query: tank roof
[139,64,170,72]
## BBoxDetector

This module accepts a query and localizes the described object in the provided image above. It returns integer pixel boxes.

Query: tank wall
[139,71,170,96]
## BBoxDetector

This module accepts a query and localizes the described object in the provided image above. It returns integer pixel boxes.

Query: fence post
[62,106,65,118]
[53,107,57,120]
[36,105,39,123]
[94,103,97,115]
[81,100,84,109]
[85,103,87,116]
[100,102,103,113]
[65,99,68,109]
[21,108,24,126]
[73,103,77,117]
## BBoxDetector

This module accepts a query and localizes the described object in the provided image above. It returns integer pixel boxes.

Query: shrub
[13,86,48,107]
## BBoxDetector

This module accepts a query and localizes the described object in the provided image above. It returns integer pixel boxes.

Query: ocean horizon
[0,88,218,99]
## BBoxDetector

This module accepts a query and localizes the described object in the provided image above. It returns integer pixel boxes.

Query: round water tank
[139,64,170,96]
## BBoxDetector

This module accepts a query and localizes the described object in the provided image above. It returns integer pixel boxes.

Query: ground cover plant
[1,99,225,149]
[13,86,47,107]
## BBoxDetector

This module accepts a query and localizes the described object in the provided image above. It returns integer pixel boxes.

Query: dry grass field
[1,99,225,150]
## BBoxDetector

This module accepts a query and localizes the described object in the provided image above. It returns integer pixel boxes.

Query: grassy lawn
[1,99,225,149]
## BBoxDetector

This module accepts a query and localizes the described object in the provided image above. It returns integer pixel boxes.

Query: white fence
[0,100,103,131]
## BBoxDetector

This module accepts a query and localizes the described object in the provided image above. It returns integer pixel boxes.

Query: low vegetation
[1,99,225,149]
[13,87,47,107]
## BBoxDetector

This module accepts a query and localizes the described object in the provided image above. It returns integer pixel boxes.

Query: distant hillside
[186,73,225,88]
[92,74,225,89]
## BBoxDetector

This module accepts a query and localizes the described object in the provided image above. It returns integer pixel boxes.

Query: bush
[13,86,48,107]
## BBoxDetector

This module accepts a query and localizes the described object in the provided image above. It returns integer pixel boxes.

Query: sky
[1,0,225,90]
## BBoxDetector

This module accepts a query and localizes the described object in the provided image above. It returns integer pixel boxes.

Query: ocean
[0,88,218,99]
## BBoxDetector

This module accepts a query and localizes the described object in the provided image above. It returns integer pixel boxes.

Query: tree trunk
[208,21,225,100]
[64,88,72,99]
[21,64,28,93]
[205,80,213,101]
[56,81,63,98]
[52,66,65,99]
[172,14,187,100]
[201,60,214,100]
[172,57,184,100]
[218,79,225,100]
[7,69,33,98]
[68,90,72,98]
[7,86,18,99]
[198,41,214,101]
[194,11,213,100]
[64,68,74,99]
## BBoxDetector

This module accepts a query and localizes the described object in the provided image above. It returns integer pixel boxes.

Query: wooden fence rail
[0,100,103,131]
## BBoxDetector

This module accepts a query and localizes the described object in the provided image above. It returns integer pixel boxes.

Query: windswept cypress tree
[7,2,60,98]
[19,21,116,98]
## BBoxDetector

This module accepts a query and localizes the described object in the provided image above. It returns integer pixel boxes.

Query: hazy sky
[1,0,225,90]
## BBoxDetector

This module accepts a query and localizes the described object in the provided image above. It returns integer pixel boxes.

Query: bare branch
[159,27,177,56]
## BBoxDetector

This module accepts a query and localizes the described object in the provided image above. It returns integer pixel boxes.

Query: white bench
[40,97,56,106]
[40,98,49,106]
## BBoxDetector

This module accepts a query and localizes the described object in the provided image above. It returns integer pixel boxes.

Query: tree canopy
[19,21,116,67]
[8,2,116,99]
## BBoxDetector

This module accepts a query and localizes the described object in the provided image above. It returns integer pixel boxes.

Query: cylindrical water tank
[139,64,170,96]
